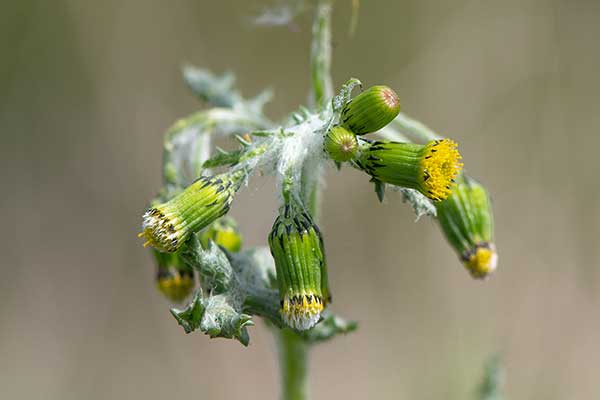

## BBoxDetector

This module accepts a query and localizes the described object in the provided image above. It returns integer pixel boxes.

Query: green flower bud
[152,250,195,303]
[355,139,463,201]
[140,170,244,253]
[268,202,331,331]
[340,85,400,135]
[324,126,358,162]
[436,175,497,279]
[200,216,243,252]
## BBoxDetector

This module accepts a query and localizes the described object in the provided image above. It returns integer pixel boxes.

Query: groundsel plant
[138,2,500,399]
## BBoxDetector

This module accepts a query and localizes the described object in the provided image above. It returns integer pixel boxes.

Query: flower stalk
[309,0,333,109]
[276,1,333,398]
[278,328,310,400]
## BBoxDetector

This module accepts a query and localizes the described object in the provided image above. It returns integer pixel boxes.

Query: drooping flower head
[152,250,195,303]
[268,201,331,331]
[355,139,463,201]
[436,174,497,279]
[140,170,244,253]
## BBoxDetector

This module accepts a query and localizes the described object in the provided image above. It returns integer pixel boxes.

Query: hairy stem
[301,162,323,221]
[302,0,333,221]
[278,329,310,400]
[276,2,334,399]
[392,112,441,143]
[309,0,333,109]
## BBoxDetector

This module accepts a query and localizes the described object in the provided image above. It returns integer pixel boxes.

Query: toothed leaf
[202,149,243,168]
[170,290,254,346]
[183,66,272,115]
[170,290,206,334]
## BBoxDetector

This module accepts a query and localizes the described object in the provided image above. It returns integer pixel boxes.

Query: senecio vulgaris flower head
[140,170,245,253]
[436,174,497,278]
[152,250,195,303]
[355,139,463,201]
[268,201,331,331]
[200,216,243,253]
[340,85,401,135]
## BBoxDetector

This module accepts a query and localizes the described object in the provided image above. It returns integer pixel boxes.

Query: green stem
[300,163,323,221]
[275,3,334,399]
[243,286,283,327]
[309,0,333,109]
[278,328,310,400]
[303,0,333,220]
[392,112,442,143]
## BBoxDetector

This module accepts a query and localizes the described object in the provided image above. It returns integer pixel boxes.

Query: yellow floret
[157,272,194,303]
[419,139,463,201]
[464,244,498,279]
[281,293,325,331]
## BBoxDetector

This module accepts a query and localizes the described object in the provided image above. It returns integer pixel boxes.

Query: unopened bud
[324,126,359,162]
[139,170,244,253]
[153,250,195,302]
[340,85,400,135]
[268,202,331,331]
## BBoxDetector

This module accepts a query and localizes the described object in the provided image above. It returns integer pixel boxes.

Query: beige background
[2,1,599,399]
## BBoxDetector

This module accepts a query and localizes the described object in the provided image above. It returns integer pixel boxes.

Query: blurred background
[2,0,600,399]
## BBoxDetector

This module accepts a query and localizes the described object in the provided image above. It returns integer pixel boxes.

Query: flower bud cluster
[324,85,400,162]
[324,85,464,202]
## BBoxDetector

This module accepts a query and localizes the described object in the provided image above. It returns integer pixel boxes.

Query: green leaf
[170,290,254,346]
[200,295,254,346]
[183,66,272,115]
[234,134,252,147]
[183,67,238,108]
[170,290,206,334]
[250,131,273,138]
[332,78,362,112]
[180,237,234,294]
[202,148,243,169]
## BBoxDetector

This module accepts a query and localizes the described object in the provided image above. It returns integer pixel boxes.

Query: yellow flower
[355,139,463,201]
